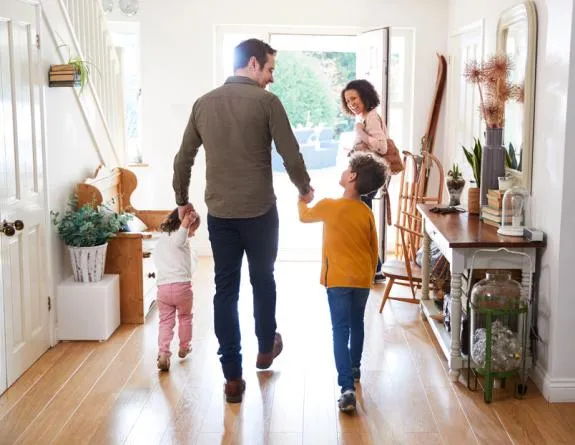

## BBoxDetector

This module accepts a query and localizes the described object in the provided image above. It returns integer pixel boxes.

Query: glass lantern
[469,271,528,403]
[497,186,529,237]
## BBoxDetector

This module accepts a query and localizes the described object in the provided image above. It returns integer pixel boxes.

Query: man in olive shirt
[173,39,313,403]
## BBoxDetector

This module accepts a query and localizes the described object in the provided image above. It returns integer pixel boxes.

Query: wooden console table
[417,204,545,381]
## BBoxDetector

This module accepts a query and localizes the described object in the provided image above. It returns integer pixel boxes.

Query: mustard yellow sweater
[298,198,378,289]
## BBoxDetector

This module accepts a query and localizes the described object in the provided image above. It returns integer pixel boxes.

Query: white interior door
[0,0,50,393]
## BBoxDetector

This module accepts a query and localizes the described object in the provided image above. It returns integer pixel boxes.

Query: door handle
[1,220,24,237]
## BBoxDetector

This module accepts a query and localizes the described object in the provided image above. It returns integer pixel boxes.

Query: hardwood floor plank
[49,324,148,445]
[0,343,70,419]
[0,342,94,445]
[269,433,303,445]
[301,372,337,445]
[494,394,575,444]
[0,259,573,445]
[14,326,135,445]
[269,371,304,434]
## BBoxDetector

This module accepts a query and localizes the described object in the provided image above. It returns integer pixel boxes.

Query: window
[110,25,142,164]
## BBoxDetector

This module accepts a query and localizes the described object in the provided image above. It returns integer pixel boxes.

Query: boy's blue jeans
[327,287,370,392]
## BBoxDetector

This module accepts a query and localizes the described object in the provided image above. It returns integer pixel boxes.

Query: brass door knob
[2,224,15,237]
[1,220,23,237]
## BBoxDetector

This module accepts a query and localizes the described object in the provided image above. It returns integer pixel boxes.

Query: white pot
[68,243,108,282]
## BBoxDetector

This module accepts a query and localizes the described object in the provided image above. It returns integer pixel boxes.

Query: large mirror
[497,1,538,192]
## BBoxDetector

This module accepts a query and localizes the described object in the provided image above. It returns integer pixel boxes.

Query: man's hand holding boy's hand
[299,186,314,204]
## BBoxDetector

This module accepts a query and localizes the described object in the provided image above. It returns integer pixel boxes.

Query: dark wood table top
[417,204,546,249]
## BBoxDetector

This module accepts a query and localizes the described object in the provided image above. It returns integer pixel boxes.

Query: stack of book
[49,64,80,87]
[481,189,511,228]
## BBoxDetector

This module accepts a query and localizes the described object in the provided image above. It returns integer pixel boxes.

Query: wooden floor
[1,258,574,445]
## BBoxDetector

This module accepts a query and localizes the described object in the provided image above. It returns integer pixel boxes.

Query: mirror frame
[497,1,538,193]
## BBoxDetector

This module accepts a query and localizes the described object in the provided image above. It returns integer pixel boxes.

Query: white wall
[41,9,106,328]
[446,0,575,401]
[129,0,449,254]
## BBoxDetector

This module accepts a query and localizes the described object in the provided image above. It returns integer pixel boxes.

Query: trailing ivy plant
[51,195,131,247]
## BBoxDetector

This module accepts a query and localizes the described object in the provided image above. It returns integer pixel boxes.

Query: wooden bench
[76,166,171,324]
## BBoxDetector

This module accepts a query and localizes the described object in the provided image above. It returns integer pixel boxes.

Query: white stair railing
[57,0,125,164]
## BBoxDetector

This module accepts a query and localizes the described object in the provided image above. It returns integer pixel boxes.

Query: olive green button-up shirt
[173,76,311,219]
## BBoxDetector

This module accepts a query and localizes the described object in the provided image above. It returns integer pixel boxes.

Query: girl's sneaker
[178,345,192,358]
[157,354,170,372]
[338,389,356,414]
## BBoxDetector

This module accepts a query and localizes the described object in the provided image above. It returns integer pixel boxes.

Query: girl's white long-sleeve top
[153,227,196,286]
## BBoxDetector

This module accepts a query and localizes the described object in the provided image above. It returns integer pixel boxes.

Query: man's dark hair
[159,208,181,233]
[349,152,387,196]
[341,79,381,115]
[234,38,277,71]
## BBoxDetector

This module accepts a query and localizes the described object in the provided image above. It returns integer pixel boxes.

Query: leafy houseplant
[446,163,466,206]
[51,195,131,282]
[462,138,482,214]
[462,138,482,188]
[53,43,96,93]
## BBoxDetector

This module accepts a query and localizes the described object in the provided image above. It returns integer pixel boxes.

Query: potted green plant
[51,196,131,282]
[462,138,482,214]
[447,163,466,206]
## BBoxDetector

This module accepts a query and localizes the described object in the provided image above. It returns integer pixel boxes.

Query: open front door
[356,27,390,262]
[356,28,390,124]
[0,0,50,394]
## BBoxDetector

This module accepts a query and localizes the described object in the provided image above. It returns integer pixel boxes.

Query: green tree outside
[270,51,335,128]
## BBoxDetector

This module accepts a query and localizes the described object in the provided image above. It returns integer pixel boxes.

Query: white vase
[68,243,108,282]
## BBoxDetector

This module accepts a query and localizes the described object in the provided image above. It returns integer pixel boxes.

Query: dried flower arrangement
[463,53,521,128]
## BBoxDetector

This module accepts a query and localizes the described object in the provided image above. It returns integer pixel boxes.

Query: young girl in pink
[154,208,199,371]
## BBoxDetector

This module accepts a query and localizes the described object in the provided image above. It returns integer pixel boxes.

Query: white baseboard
[531,363,575,402]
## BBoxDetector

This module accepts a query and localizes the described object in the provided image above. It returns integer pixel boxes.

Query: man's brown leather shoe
[256,332,283,369]
[224,378,246,403]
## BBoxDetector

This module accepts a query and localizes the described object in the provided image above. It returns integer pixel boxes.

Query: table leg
[449,271,463,382]
[521,270,533,369]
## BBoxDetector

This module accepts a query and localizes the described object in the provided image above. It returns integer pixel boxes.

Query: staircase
[43,0,125,166]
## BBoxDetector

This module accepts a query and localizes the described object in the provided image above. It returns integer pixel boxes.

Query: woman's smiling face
[344,89,366,116]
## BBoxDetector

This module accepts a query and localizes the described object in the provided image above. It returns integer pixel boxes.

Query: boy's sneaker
[338,389,356,414]
[178,345,192,358]
[157,354,170,372]
[374,272,385,284]
[352,367,361,382]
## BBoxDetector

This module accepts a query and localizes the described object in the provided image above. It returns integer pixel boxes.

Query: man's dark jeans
[207,205,279,380]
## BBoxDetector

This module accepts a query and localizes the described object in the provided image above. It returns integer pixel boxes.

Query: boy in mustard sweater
[298,152,387,413]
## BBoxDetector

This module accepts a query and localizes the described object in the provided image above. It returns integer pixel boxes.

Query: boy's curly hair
[349,152,387,196]
[160,208,181,233]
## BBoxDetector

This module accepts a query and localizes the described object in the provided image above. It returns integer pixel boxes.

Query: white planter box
[56,274,120,341]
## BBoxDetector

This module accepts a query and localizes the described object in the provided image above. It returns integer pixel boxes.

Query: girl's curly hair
[159,208,181,233]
